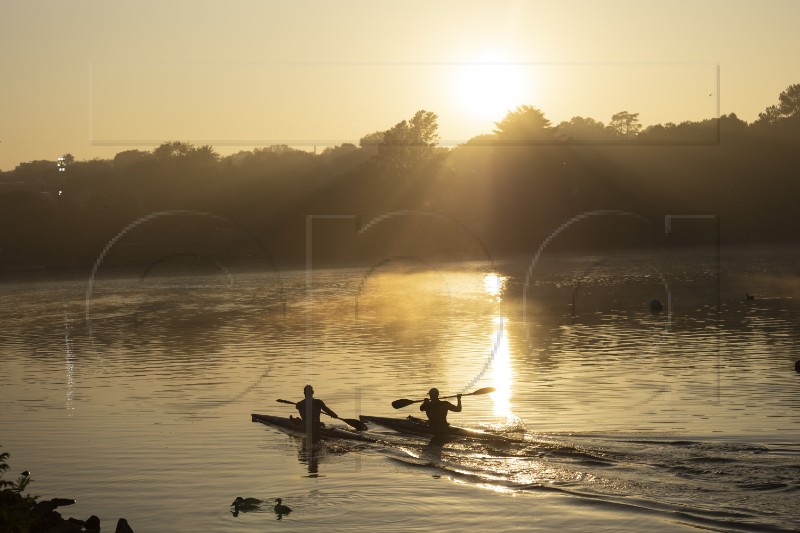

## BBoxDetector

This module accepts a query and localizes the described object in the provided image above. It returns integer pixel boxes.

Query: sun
[452,57,530,124]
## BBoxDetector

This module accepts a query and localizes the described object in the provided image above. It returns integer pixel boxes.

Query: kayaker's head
[428,388,439,400]
[304,384,314,398]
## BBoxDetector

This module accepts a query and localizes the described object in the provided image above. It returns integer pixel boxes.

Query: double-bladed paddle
[275,399,368,432]
[391,387,496,409]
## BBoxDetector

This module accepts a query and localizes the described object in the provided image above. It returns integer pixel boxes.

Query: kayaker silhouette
[419,388,462,429]
[295,385,338,430]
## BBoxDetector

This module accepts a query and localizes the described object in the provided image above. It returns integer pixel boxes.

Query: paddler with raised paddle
[420,388,461,430]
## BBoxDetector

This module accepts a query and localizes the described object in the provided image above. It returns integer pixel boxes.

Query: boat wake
[370,432,800,533]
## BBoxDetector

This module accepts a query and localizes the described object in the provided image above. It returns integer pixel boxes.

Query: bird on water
[274,498,292,517]
[231,497,262,512]
[649,299,663,313]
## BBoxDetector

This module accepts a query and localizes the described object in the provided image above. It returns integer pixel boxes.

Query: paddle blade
[391,398,416,409]
[340,417,369,432]
[470,387,496,396]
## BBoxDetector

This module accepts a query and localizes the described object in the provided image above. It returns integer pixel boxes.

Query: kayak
[359,415,512,442]
[251,414,376,443]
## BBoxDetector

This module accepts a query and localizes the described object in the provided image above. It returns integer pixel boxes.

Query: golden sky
[1,0,799,170]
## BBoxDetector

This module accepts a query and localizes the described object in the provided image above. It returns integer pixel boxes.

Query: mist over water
[1,247,798,532]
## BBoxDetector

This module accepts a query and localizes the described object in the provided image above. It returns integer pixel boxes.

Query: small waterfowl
[274,498,292,515]
[649,299,663,313]
[231,497,262,511]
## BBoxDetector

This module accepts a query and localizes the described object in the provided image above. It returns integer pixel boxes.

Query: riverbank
[1,447,133,533]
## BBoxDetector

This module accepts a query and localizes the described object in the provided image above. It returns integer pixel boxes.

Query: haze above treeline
[1,85,799,274]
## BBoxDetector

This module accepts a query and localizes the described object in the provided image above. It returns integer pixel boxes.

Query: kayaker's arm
[319,400,338,420]
[420,398,431,412]
[452,394,462,413]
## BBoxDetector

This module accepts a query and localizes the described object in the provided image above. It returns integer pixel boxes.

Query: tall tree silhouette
[777,84,800,117]
[609,111,642,137]
[757,83,800,127]
[493,105,554,143]
[378,110,440,175]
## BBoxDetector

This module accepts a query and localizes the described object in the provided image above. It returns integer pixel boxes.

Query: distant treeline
[1,85,799,273]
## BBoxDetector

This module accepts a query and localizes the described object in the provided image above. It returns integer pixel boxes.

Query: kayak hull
[359,415,510,442]
[251,414,375,442]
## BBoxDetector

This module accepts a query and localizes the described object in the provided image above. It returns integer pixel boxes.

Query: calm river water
[1,246,799,532]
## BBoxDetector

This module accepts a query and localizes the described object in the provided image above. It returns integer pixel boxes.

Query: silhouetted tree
[756,105,781,126]
[493,105,554,142]
[359,131,385,148]
[378,110,440,175]
[113,149,152,168]
[322,143,357,157]
[12,160,59,192]
[194,144,219,161]
[777,84,800,118]
[556,116,610,141]
[153,141,195,160]
[5,89,800,273]
[609,111,642,137]
[255,144,296,155]
[756,83,800,128]
[720,113,748,130]
[356,130,385,159]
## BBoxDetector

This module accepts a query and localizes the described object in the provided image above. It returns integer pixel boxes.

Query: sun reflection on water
[483,273,513,418]
[490,316,512,417]
[483,273,505,299]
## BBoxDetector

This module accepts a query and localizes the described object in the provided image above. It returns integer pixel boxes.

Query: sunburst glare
[452,60,530,124]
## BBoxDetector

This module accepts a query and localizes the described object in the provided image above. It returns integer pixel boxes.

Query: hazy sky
[1,0,799,171]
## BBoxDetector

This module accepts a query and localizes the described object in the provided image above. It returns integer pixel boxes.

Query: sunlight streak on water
[483,272,506,300]
[490,316,512,418]
[483,273,513,418]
